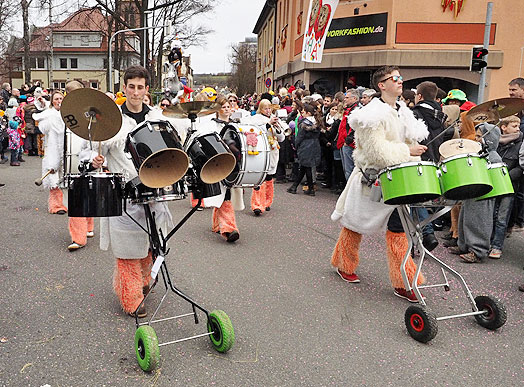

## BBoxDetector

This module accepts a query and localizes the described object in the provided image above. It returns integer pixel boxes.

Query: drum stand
[123,180,235,372]
[397,203,507,343]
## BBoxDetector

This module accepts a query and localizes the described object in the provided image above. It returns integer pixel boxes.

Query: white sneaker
[68,242,84,251]
[86,231,95,238]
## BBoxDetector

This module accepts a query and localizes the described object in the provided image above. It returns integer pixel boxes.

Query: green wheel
[207,310,235,353]
[134,325,160,372]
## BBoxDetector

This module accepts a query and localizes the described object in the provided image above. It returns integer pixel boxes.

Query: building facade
[255,0,522,102]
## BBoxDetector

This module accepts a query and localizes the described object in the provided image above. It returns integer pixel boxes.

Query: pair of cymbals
[439,138,481,158]
[467,97,524,123]
[162,101,219,118]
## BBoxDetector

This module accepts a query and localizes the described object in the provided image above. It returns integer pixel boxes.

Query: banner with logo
[301,0,339,63]
[325,13,388,49]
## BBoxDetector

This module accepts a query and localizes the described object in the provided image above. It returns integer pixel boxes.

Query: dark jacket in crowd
[296,116,321,168]
[497,131,523,183]
[320,117,340,151]
[412,100,447,162]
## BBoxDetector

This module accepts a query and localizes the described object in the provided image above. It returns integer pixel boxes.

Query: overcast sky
[186,0,266,74]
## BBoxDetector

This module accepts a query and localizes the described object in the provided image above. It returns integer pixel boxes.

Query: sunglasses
[160,103,170,107]
[229,99,237,102]
[380,75,403,83]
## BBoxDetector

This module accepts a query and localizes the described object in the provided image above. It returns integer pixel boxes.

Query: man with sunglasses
[331,65,430,302]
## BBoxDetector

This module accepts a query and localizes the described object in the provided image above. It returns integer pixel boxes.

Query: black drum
[124,176,187,204]
[67,173,124,217]
[125,120,189,188]
[185,132,236,184]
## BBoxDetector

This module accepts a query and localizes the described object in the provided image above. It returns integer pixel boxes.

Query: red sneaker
[337,269,360,283]
[394,288,424,303]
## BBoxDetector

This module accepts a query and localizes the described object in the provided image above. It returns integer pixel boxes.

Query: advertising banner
[325,13,388,49]
[301,0,339,63]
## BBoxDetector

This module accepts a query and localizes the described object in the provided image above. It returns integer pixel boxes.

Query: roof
[24,7,137,54]
[253,0,276,34]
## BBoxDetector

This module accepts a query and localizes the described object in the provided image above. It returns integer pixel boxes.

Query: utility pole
[48,0,54,88]
[477,2,493,104]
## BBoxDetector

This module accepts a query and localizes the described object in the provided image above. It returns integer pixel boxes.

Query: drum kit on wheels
[57,89,271,371]
[377,97,524,342]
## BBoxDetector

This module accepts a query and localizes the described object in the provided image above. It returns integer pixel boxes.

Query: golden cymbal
[467,97,524,123]
[61,88,122,141]
[162,101,219,119]
[439,138,482,158]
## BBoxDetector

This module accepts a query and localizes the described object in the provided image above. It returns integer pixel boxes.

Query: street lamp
[108,25,169,92]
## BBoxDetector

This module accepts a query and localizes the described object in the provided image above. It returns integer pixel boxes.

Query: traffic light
[470,46,488,72]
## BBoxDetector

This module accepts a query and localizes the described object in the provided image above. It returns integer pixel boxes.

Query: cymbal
[439,138,482,158]
[162,101,219,118]
[467,97,524,123]
[61,88,122,141]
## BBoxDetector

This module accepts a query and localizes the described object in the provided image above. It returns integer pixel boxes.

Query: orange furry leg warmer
[212,207,220,233]
[48,188,67,214]
[385,230,424,289]
[68,217,88,246]
[251,183,266,212]
[113,258,144,313]
[217,200,238,236]
[190,193,199,208]
[450,204,461,239]
[265,179,274,208]
[86,217,94,233]
[140,252,153,288]
[331,227,362,275]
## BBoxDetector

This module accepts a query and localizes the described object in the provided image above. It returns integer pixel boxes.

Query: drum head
[139,148,189,188]
[200,152,236,184]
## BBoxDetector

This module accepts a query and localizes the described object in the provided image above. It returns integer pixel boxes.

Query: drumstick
[34,169,55,186]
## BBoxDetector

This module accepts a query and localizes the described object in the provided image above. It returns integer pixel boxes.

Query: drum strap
[360,168,378,187]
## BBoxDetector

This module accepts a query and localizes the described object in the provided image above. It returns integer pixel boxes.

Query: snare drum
[221,124,270,187]
[439,154,492,200]
[125,176,187,204]
[379,161,441,205]
[67,172,124,217]
[185,132,236,184]
[476,163,514,200]
[126,120,189,188]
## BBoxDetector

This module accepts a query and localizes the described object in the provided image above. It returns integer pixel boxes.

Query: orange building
[255,0,521,102]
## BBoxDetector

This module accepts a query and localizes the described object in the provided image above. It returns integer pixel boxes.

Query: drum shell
[221,124,270,188]
[125,120,188,188]
[379,161,441,205]
[185,132,236,184]
[68,173,124,217]
[439,154,492,200]
[125,176,187,204]
[476,163,514,200]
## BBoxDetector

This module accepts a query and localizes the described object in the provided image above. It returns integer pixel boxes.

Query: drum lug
[386,170,392,181]
[111,179,115,189]
[467,155,473,166]
[417,164,423,176]
[441,164,447,173]
[89,177,93,190]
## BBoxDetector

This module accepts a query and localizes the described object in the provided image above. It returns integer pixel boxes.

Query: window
[64,35,72,46]
[90,81,98,89]
[70,58,78,69]
[81,36,89,46]
[60,58,67,69]
[29,57,36,69]
[37,57,45,69]
[103,58,108,69]
[53,81,66,90]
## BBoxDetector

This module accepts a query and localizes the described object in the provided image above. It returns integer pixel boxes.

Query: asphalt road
[0,156,523,386]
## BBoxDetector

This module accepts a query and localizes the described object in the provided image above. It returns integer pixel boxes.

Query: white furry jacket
[331,98,428,234]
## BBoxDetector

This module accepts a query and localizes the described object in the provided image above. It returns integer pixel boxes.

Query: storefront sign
[301,0,340,63]
[325,13,387,49]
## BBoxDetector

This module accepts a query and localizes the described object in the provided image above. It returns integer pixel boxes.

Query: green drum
[379,161,441,205]
[476,163,514,200]
[439,154,492,200]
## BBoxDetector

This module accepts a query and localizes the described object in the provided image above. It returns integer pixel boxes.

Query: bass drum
[221,124,270,188]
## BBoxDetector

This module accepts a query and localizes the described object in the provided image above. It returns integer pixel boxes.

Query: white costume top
[242,113,285,175]
[33,107,65,189]
[331,98,428,234]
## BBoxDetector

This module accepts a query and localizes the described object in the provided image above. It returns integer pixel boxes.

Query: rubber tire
[207,310,235,353]
[135,325,160,372]
[474,295,507,330]
[405,305,438,343]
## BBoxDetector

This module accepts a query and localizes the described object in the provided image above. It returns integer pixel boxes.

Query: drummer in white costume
[91,66,172,318]
[33,90,68,214]
[330,65,430,303]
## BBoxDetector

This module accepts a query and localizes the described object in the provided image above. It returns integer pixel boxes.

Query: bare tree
[229,42,256,96]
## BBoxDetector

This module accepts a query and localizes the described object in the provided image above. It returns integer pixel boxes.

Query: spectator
[337,89,359,180]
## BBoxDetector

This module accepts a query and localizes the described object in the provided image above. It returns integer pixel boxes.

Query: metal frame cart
[126,179,235,372]
[398,203,507,343]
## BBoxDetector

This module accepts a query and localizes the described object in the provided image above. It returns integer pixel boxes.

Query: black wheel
[134,325,160,372]
[207,310,235,353]
[405,305,438,343]
[474,295,507,330]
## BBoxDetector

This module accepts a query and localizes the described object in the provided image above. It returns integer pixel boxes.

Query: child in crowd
[489,115,523,258]
[7,119,21,166]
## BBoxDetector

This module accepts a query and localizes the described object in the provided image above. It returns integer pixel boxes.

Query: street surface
[0,156,523,386]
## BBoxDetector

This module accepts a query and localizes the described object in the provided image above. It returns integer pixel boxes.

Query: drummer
[91,65,172,318]
[330,65,429,302]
